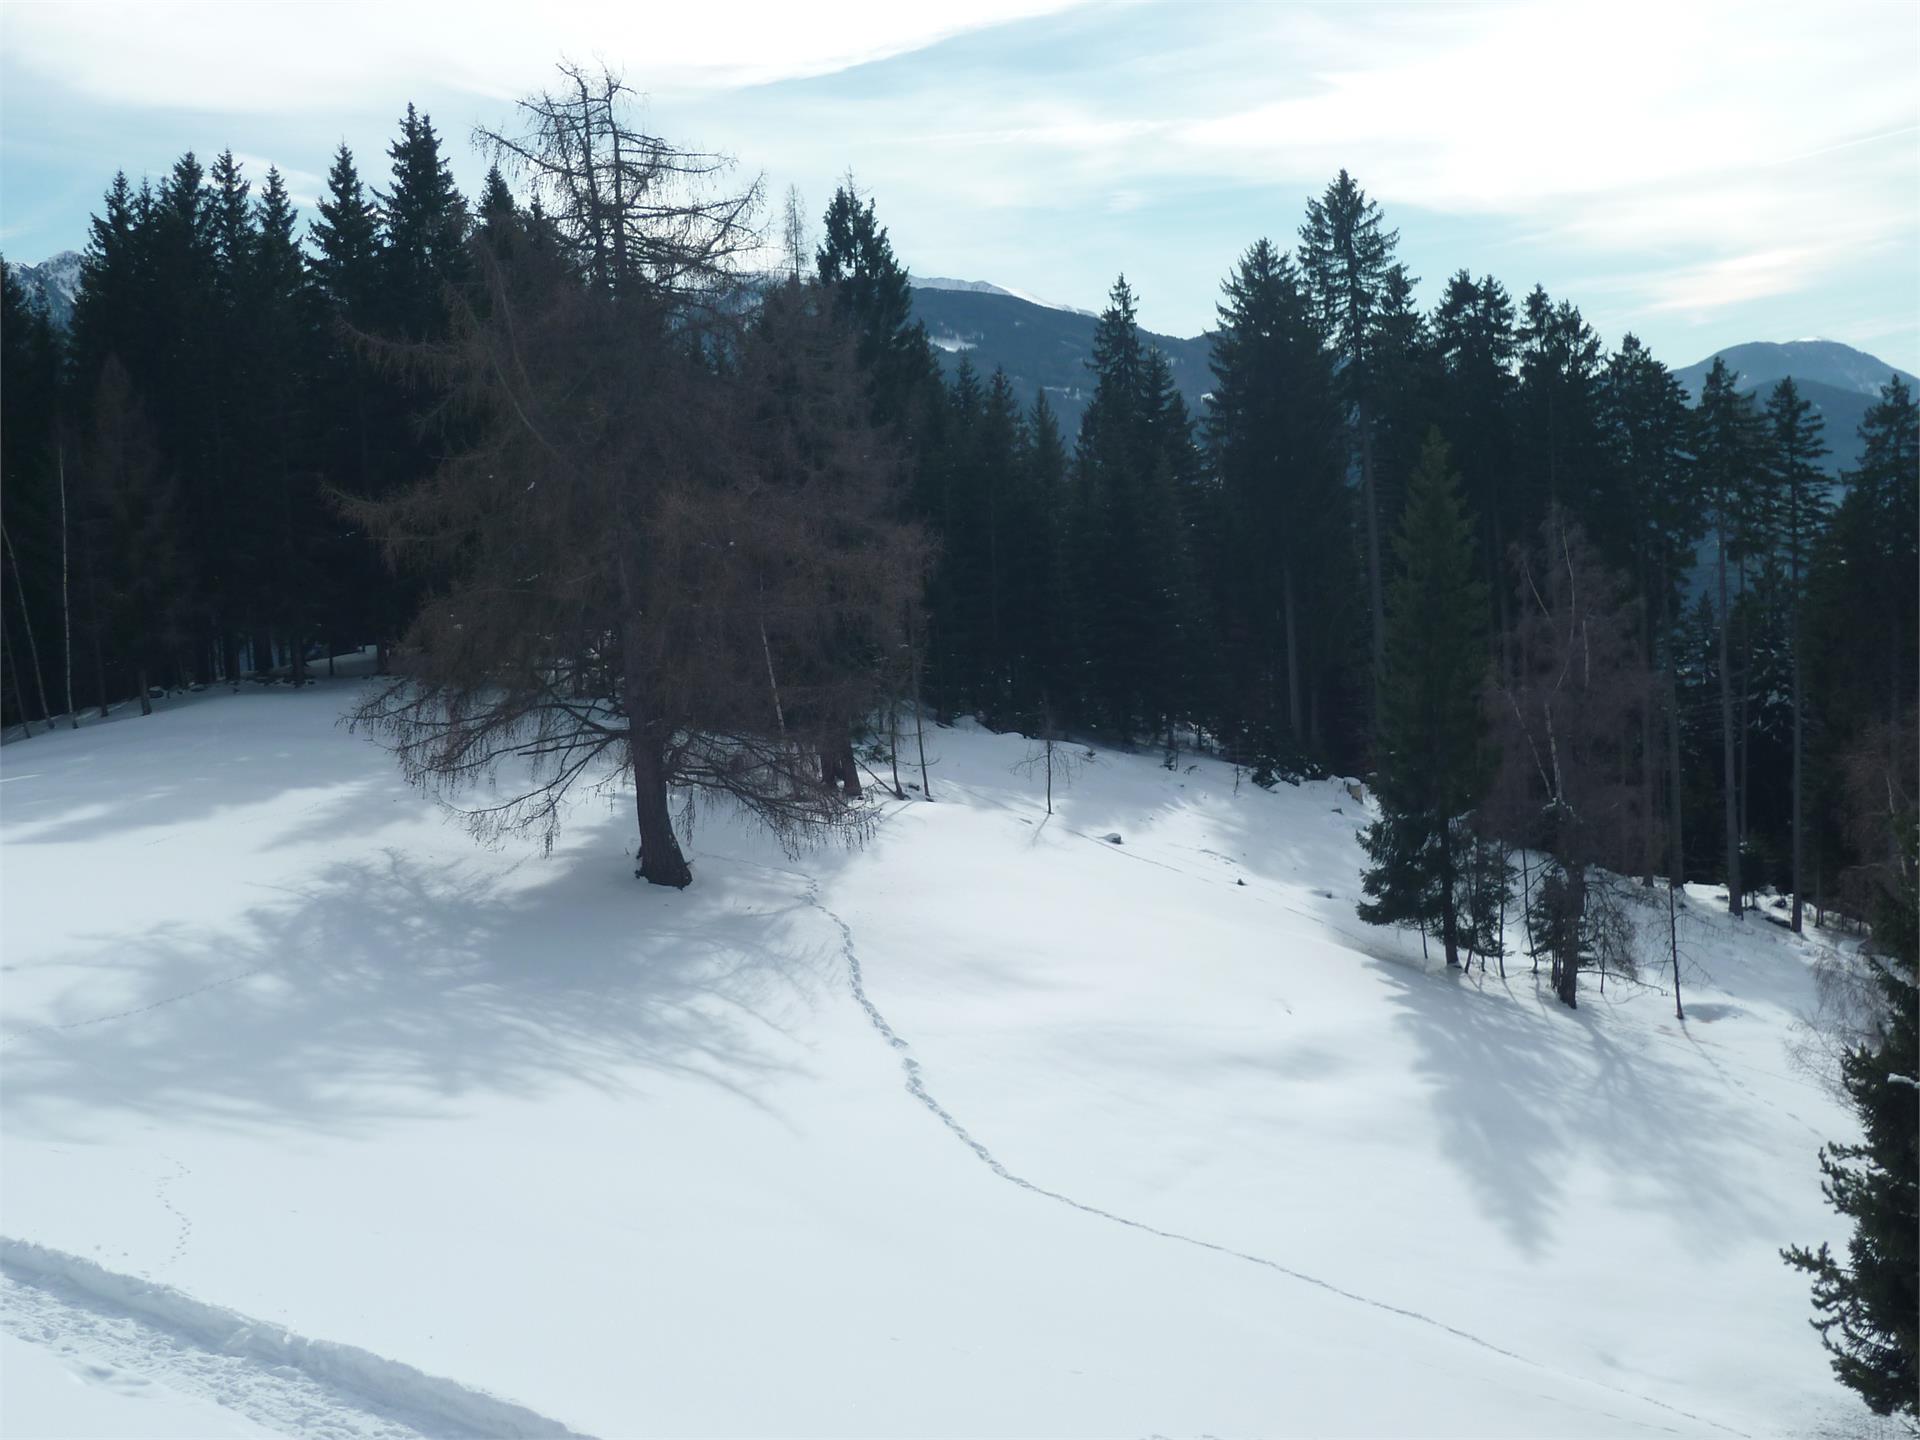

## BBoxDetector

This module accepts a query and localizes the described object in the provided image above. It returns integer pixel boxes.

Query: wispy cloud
[3,0,1914,368]
[2,0,1084,112]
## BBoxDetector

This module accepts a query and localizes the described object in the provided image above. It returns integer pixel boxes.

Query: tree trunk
[1663,588,1685,893]
[888,697,904,800]
[79,511,108,719]
[1439,833,1461,968]
[1669,870,1684,1022]
[910,621,932,801]
[1557,868,1582,1009]
[1716,523,1742,918]
[137,664,152,717]
[629,727,692,888]
[1283,557,1303,740]
[1359,409,1385,726]
[5,611,33,736]
[59,444,77,729]
[2,523,54,730]
[1639,587,1657,886]
[1789,547,1805,934]
[830,734,862,798]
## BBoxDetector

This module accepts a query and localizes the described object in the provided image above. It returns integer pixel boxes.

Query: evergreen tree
[0,259,64,730]
[69,172,148,387]
[477,163,516,240]
[1431,271,1518,629]
[1765,378,1830,931]
[246,167,321,681]
[1516,285,1606,530]
[308,143,393,666]
[1066,277,1206,744]
[378,103,469,338]
[1599,334,1700,887]
[1206,238,1346,769]
[1298,170,1399,712]
[309,144,383,321]
[1694,359,1770,916]
[1783,741,1917,1421]
[815,183,934,434]
[1358,431,1491,967]
[1022,391,1071,725]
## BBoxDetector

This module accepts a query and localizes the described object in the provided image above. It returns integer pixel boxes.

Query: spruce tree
[815,184,933,434]
[1765,378,1829,931]
[378,103,468,338]
[1358,431,1491,967]
[1431,271,1519,630]
[1206,238,1344,768]
[309,144,382,322]
[1298,171,1398,713]
[1783,794,1918,1421]
[1599,335,1700,888]
[1694,358,1770,917]
[1516,285,1606,530]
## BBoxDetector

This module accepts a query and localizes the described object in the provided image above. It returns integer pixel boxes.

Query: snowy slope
[0,684,1891,1437]
[10,250,84,331]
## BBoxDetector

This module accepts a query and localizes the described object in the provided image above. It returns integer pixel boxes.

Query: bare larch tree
[347,65,923,887]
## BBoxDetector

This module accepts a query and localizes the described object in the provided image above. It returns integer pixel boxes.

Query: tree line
[3,95,1913,939]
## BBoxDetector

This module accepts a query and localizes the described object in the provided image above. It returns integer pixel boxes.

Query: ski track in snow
[0,1239,595,1440]
[732,841,1754,1440]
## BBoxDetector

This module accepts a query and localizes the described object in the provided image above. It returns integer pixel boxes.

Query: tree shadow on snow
[0,842,843,1139]
[1372,961,1787,1260]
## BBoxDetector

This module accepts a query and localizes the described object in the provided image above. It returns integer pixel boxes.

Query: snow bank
[1,1239,588,1438]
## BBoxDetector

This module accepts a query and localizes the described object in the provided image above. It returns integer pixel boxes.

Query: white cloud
[2,0,1083,112]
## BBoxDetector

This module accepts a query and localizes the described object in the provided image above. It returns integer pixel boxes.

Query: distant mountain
[10,250,83,331]
[913,276,1095,318]
[1673,340,1915,476]
[910,283,1212,436]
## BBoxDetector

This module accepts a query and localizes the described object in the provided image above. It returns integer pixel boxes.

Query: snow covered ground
[0,680,1894,1437]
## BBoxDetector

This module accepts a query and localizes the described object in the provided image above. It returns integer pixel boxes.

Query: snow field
[0,684,1885,1436]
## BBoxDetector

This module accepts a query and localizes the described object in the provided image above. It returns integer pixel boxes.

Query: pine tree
[1358,431,1491,967]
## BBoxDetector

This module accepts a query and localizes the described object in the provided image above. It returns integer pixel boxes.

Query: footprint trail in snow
[796,868,1751,1439]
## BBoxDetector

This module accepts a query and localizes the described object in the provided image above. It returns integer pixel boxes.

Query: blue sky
[4,0,1916,372]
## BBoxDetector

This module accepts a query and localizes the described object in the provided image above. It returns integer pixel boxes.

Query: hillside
[911,282,1213,434]
[1674,340,1917,476]
[0,677,1892,1437]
